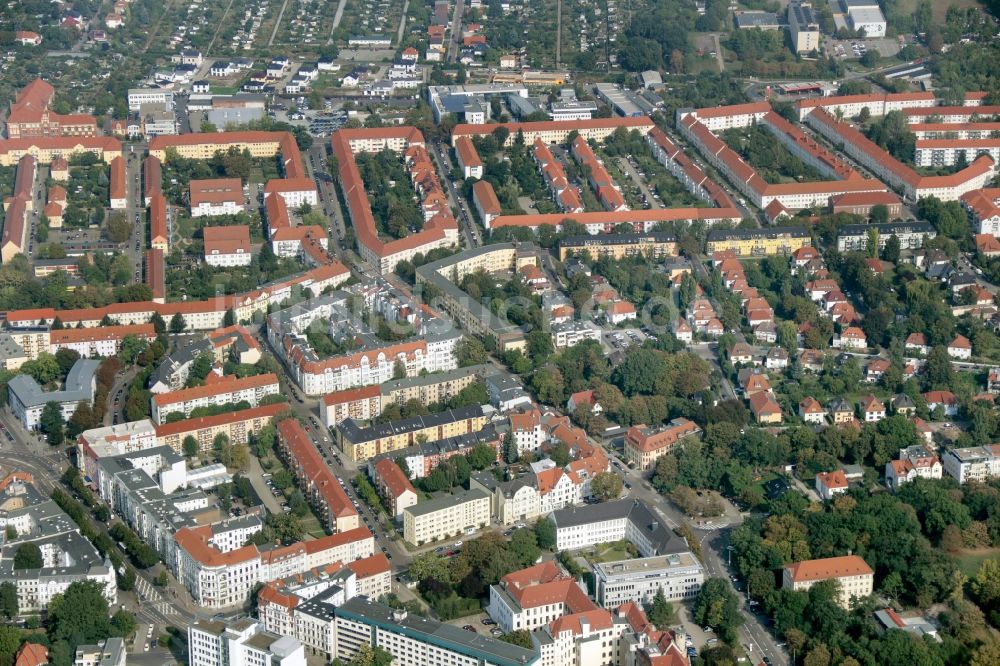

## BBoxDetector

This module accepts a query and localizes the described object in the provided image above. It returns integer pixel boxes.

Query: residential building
[334,598,539,666]
[942,444,1000,484]
[5,79,98,139]
[788,1,820,53]
[337,405,489,462]
[623,419,701,471]
[923,390,958,417]
[154,403,287,454]
[402,488,490,546]
[551,321,602,349]
[48,323,156,358]
[189,178,245,217]
[859,394,886,422]
[593,551,704,608]
[150,373,280,424]
[886,445,942,491]
[372,459,418,518]
[948,334,972,359]
[706,227,811,256]
[277,419,359,532]
[486,561,598,633]
[203,225,252,267]
[73,638,125,666]
[782,555,874,608]
[0,474,117,614]
[815,470,849,500]
[799,397,826,424]
[749,391,783,425]
[557,233,679,262]
[7,359,99,430]
[188,618,305,666]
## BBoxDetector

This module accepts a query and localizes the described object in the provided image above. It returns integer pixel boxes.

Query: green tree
[499,630,533,649]
[40,401,65,446]
[55,348,81,376]
[66,401,97,439]
[534,517,556,550]
[119,335,147,365]
[408,551,450,584]
[455,338,488,366]
[0,626,21,666]
[154,571,169,587]
[110,608,136,638]
[169,312,186,334]
[646,587,676,628]
[182,435,199,457]
[590,472,624,501]
[223,309,236,327]
[0,582,17,619]
[467,444,496,470]
[13,542,42,570]
[347,645,394,666]
[692,577,743,644]
[47,581,111,644]
[508,528,541,567]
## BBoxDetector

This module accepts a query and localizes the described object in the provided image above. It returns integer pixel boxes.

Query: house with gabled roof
[799,397,825,424]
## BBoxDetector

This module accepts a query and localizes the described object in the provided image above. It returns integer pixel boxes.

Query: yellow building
[414,244,537,354]
[336,405,489,462]
[0,137,121,166]
[558,232,680,262]
[403,488,491,546]
[706,226,810,256]
[783,556,874,608]
[154,403,288,453]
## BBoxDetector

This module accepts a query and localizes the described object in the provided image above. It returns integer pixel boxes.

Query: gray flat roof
[8,358,99,409]
[336,598,539,666]
[404,488,488,518]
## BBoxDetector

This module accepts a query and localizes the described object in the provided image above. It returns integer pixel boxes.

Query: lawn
[584,541,638,564]
[955,547,1000,578]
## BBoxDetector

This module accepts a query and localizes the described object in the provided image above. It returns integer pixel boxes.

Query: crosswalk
[134,575,178,617]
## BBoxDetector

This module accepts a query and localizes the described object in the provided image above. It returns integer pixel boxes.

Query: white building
[402,489,490,546]
[7,359,99,430]
[549,499,690,557]
[593,552,704,608]
[188,618,305,666]
[885,445,942,491]
[74,638,126,666]
[127,88,175,111]
[551,321,602,349]
[486,561,596,634]
[334,598,539,666]
[189,178,245,218]
[150,373,280,424]
[782,555,874,608]
[845,0,887,38]
[943,444,1000,484]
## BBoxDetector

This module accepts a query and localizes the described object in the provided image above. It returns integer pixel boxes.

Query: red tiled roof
[50,323,154,345]
[277,418,358,520]
[153,373,279,407]
[154,402,288,438]
[452,116,654,139]
[109,156,125,200]
[785,555,872,583]
[454,135,482,168]
[347,552,391,579]
[373,458,416,499]
[190,178,243,206]
[204,224,251,255]
[15,643,48,666]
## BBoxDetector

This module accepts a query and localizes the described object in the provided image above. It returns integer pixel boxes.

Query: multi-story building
[364,426,502,480]
[190,179,245,218]
[203,225,252,267]
[402,488,490,546]
[549,499,689,556]
[487,560,598,634]
[277,419,359,532]
[127,88,175,110]
[188,618,306,666]
[415,244,538,353]
[152,400,283,456]
[706,227,811,257]
[782,555,874,608]
[836,221,936,253]
[623,419,701,471]
[337,405,490,462]
[371,459,418,518]
[49,323,156,357]
[454,136,483,179]
[557,233,679,262]
[73,638,126,666]
[942,444,1000,484]
[321,364,488,427]
[150,373,280,424]
[8,358,99,430]
[5,79,98,139]
[333,598,539,666]
[550,321,602,349]
[788,1,820,53]
[886,445,942,491]
[257,554,391,660]
[0,473,117,614]
[594,551,704,608]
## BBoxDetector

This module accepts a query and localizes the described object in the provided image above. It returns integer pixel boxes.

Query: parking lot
[828,36,900,59]
[603,327,653,352]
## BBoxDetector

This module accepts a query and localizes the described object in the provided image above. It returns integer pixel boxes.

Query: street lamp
[727,545,734,567]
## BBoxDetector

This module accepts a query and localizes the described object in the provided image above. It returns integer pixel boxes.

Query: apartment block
[594,551,704,608]
[402,488,490,546]
[337,405,489,462]
[188,618,305,666]
[943,444,1000,484]
[782,555,874,608]
[150,373,280,424]
[623,418,701,471]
